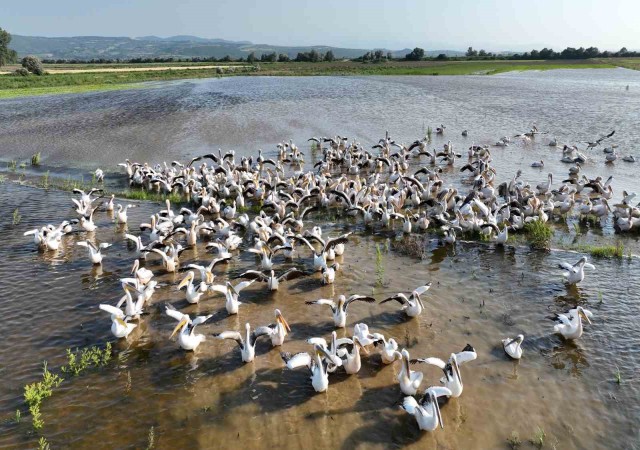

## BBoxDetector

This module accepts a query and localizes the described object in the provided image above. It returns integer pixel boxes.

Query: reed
[375,243,385,286]
[530,427,546,449]
[507,431,522,449]
[12,208,21,225]
[31,152,42,166]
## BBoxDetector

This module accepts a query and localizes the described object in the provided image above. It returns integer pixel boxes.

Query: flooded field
[0,70,639,449]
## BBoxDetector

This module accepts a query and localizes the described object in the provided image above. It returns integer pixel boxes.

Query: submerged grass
[31,152,41,166]
[570,241,624,258]
[12,208,21,225]
[507,431,522,449]
[530,427,546,449]
[524,221,553,249]
[23,343,113,431]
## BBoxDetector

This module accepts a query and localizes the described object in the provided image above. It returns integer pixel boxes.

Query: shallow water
[1,71,640,449]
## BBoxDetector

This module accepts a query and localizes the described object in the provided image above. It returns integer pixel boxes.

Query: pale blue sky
[2,0,638,51]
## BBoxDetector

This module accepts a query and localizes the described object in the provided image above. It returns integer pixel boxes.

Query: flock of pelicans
[24,127,630,432]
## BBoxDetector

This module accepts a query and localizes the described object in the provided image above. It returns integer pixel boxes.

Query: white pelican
[554,306,593,340]
[116,283,146,319]
[396,349,424,396]
[131,259,154,285]
[622,155,636,163]
[412,344,477,398]
[103,194,115,212]
[341,336,367,374]
[502,334,524,359]
[165,304,212,351]
[305,294,376,328]
[177,271,209,304]
[186,256,231,284]
[254,309,291,346]
[352,323,379,347]
[77,241,111,264]
[79,207,98,232]
[402,386,452,432]
[94,168,104,182]
[214,323,270,362]
[115,204,135,225]
[294,232,351,271]
[209,280,256,315]
[380,283,432,318]
[321,263,339,285]
[281,345,334,392]
[235,268,306,291]
[99,304,136,339]
[372,334,400,364]
[558,256,595,285]
[531,160,544,168]
[151,248,178,273]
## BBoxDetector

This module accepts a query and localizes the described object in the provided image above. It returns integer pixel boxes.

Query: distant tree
[466,47,478,57]
[386,51,393,60]
[0,27,18,67]
[373,50,385,62]
[324,50,335,62]
[405,47,425,61]
[278,53,290,62]
[436,53,448,60]
[22,55,44,75]
[479,49,487,57]
[309,49,320,62]
[260,52,277,62]
[220,55,232,62]
[618,47,628,56]
[14,67,29,76]
[247,52,257,63]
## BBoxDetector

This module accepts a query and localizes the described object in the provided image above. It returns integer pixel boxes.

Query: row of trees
[0,27,18,67]
[467,46,640,60]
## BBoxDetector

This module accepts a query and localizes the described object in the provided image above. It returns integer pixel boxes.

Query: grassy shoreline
[0,58,634,99]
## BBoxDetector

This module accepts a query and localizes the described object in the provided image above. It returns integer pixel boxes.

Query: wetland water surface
[1,70,639,449]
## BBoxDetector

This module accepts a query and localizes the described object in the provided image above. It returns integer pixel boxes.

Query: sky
[2,0,638,51]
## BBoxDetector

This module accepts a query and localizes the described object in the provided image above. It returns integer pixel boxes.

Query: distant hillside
[9,34,464,60]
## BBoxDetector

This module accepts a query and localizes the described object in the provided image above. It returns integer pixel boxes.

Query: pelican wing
[558,261,576,272]
[583,263,596,270]
[236,270,269,281]
[234,280,256,293]
[307,337,328,348]
[208,256,232,270]
[413,283,432,296]
[455,347,477,365]
[250,327,272,346]
[345,295,376,310]
[192,315,213,326]
[209,284,229,295]
[424,386,452,399]
[401,396,419,414]
[215,331,244,348]
[281,351,311,370]
[380,294,409,306]
[277,268,306,281]
[413,357,446,369]
[324,233,352,252]
[99,304,124,318]
[165,304,187,322]
[305,299,337,311]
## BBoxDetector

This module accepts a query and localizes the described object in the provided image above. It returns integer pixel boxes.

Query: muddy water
[0,71,639,449]
[0,179,638,449]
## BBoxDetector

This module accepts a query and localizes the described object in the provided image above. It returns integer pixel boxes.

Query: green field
[0,58,632,99]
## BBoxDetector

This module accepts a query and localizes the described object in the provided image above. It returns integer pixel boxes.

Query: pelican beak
[356,339,369,355]
[416,295,426,310]
[178,275,191,290]
[434,392,444,429]
[452,356,462,384]
[206,271,214,284]
[170,318,188,339]
[131,260,139,274]
[580,310,592,325]
[276,311,291,333]
[116,317,127,327]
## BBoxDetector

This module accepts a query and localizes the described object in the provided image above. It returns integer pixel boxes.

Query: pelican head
[576,306,592,325]
[275,309,291,334]
[178,271,194,290]
[170,317,189,339]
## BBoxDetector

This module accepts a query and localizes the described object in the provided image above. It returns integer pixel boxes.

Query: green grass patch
[571,241,624,258]
[524,221,553,249]
[31,152,41,166]
[61,343,112,376]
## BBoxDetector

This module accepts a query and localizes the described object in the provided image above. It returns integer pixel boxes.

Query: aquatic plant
[61,343,112,376]
[375,243,385,286]
[12,208,21,225]
[615,365,622,384]
[523,221,553,249]
[125,370,132,393]
[23,362,63,430]
[14,409,21,423]
[0,174,6,183]
[37,436,50,450]
[426,126,432,141]
[393,234,427,259]
[19,162,27,169]
[31,152,41,166]
[8,160,17,171]
[530,427,546,449]
[590,242,624,258]
[507,431,522,449]
[146,426,156,449]
[40,171,50,189]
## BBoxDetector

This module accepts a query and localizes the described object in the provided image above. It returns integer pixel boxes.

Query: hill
[8,34,464,60]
